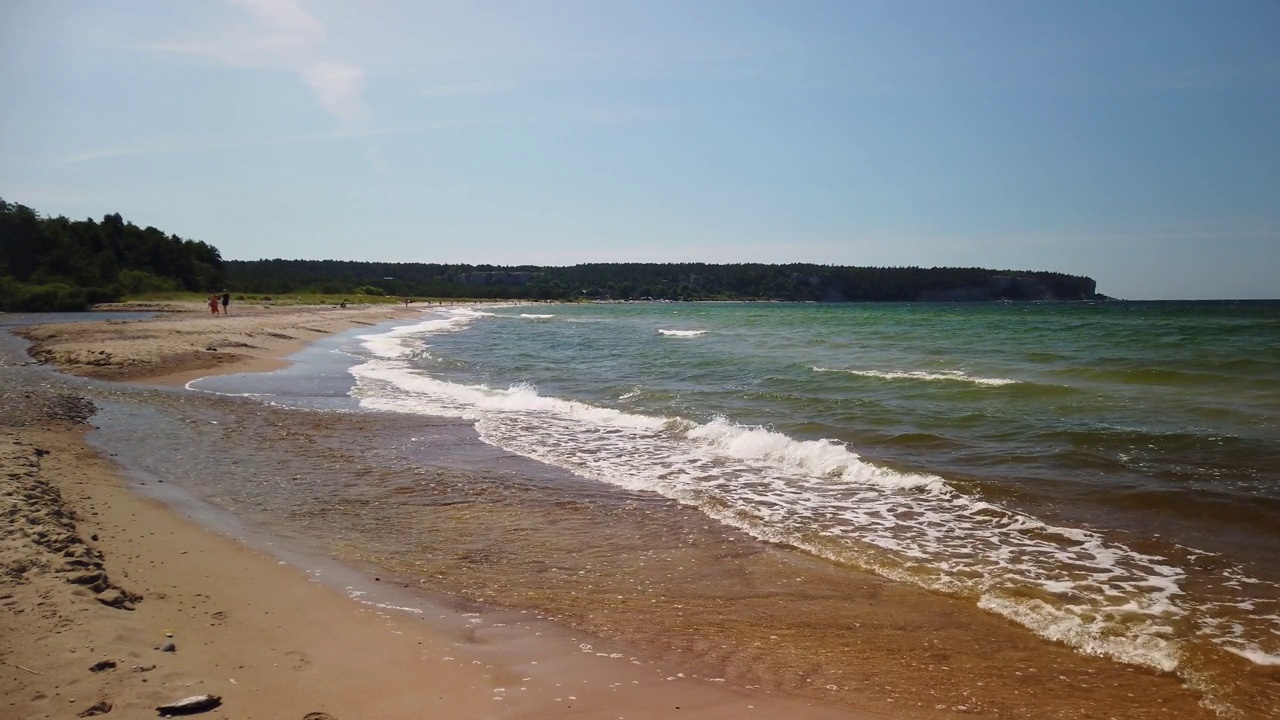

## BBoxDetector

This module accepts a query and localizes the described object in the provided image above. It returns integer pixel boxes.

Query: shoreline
[10,301,426,387]
[0,307,878,720]
[1,305,1236,718]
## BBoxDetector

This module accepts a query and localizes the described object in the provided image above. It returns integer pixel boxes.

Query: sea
[98,300,1280,716]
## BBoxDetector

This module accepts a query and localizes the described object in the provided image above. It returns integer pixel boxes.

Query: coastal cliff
[915,274,1099,302]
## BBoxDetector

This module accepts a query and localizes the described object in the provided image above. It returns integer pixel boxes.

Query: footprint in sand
[284,650,311,671]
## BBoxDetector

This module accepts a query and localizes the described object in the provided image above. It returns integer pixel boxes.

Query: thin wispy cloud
[416,81,514,97]
[60,104,674,165]
[149,0,367,127]
[365,144,389,178]
[60,126,412,165]
[62,140,190,165]
[229,0,322,39]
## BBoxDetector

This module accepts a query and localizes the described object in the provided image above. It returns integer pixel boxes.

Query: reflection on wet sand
[88,387,1234,719]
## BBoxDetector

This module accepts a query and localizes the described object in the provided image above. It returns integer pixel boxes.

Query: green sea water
[124,298,1277,715]
[395,301,1279,515]
[336,299,1279,712]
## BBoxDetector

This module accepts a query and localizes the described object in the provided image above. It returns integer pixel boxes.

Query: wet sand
[1,305,1240,719]
[1,307,876,720]
[9,301,424,386]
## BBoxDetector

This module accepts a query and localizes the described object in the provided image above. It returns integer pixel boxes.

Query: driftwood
[155,694,222,716]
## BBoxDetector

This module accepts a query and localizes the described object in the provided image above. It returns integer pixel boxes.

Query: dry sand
[1,305,880,720]
[12,301,426,387]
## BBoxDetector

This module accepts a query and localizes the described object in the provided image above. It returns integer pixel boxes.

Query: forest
[1,199,1101,310]
[0,198,226,311]
[225,259,1099,303]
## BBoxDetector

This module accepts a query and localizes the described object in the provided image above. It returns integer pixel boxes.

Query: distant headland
[226,259,1101,303]
[1,198,1102,310]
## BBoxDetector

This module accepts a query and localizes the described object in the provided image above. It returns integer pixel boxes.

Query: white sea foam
[814,367,1018,386]
[1222,645,1280,666]
[977,594,1181,670]
[342,311,1280,692]
[520,313,555,319]
[686,417,943,491]
[358,308,482,359]
[354,367,667,432]
[658,329,706,337]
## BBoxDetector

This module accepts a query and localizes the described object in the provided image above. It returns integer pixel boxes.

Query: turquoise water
[340,300,1279,709]
[410,301,1277,493]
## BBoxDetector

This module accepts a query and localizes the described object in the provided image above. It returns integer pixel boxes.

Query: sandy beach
[1,304,1227,719]
[10,301,427,386]
[1,305,879,720]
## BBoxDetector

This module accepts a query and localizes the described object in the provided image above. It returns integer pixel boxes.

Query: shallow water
[341,301,1277,717]
[84,386,1218,718]
[88,302,1280,717]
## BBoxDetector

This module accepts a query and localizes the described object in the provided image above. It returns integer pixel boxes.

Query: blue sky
[2,1,1277,299]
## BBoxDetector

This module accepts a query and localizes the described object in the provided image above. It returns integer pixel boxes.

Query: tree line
[0,199,1102,310]
[226,259,1100,302]
[0,198,226,311]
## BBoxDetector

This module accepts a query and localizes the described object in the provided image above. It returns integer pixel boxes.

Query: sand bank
[11,301,425,386]
[1,308,878,719]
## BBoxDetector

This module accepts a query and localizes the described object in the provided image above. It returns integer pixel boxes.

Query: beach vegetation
[116,269,180,295]
[0,278,96,312]
[0,197,225,310]
[2,197,1104,309]
[225,259,1103,303]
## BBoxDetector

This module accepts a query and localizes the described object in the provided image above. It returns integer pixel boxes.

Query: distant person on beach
[221,291,230,314]
[208,294,220,315]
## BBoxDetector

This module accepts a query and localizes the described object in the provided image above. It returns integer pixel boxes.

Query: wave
[814,367,1019,387]
[1048,364,1279,389]
[1222,643,1280,666]
[357,310,480,359]
[354,359,1191,672]
[685,417,942,491]
[519,313,555,320]
[659,329,707,337]
[352,367,668,433]
[341,311,1280,704]
[348,317,1192,674]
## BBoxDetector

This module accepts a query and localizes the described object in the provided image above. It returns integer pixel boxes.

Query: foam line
[814,366,1019,386]
[342,310,1280,692]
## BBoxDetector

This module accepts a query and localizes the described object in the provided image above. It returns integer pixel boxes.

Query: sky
[1,1,1278,300]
